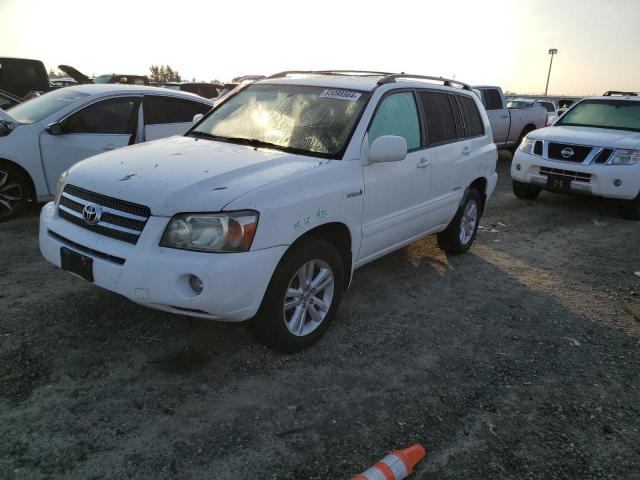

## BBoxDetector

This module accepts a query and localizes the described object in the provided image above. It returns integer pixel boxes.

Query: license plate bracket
[546,174,571,191]
[60,247,94,282]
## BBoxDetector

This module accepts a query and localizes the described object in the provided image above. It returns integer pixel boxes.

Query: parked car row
[1,66,638,352]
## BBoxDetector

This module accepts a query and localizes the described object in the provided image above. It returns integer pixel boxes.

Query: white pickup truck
[474,86,548,151]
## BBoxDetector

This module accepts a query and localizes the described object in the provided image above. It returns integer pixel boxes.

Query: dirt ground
[1,152,639,480]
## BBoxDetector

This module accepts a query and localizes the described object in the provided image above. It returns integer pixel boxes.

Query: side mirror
[192,113,204,125]
[368,135,407,163]
[47,122,62,135]
[0,121,13,137]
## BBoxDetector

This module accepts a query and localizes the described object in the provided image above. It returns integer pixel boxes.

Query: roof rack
[603,91,639,96]
[377,74,471,90]
[267,70,393,79]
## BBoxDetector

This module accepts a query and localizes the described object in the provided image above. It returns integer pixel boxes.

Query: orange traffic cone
[352,444,425,480]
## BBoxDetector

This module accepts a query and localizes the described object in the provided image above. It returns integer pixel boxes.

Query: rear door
[142,95,211,141]
[39,96,140,192]
[479,87,508,146]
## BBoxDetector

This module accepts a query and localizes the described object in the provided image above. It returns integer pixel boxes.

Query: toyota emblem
[560,147,575,159]
[82,204,102,225]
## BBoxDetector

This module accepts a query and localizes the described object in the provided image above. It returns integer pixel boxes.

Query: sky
[1,0,638,96]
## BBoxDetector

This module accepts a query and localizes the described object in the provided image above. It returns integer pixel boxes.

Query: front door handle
[417,158,431,168]
[102,145,116,151]
[501,114,509,119]
[463,146,472,155]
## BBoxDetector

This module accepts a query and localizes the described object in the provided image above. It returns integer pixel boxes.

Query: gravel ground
[1,152,639,479]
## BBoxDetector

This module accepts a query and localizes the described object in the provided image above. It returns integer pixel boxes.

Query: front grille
[593,148,613,164]
[548,143,592,162]
[539,167,592,183]
[57,185,150,244]
[533,140,543,156]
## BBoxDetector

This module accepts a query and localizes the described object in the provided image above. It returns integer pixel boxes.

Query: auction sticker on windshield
[320,89,362,101]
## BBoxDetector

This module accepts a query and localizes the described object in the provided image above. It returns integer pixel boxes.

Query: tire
[250,237,344,353]
[0,163,31,222]
[620,193,640,220]
[437,189,482,255]
[512,180,541,200]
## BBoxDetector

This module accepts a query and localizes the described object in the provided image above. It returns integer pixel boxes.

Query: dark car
[0,88,22,110]
[58,65,150,86]
[0,57,51,97]
[161,82,222,98]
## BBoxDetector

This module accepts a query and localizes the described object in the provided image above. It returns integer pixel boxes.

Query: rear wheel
[620,193,640,220]
[0,163,31,222]
[250,238,344,353]
[437,189,481,254]
[512,180,541,200]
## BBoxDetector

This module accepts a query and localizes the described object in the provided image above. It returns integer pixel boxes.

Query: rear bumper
[511,151,640,200]
[39,202,287,321]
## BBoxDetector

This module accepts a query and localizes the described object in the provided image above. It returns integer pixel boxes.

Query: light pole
[544,48,558,96]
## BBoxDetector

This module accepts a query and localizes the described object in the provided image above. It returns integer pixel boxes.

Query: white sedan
[0,84,212,221]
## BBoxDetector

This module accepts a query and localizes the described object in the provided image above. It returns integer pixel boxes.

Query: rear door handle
[417,158,431,168]
[501,114,509,119]
[102,145,116,151]
[463,146,472,155]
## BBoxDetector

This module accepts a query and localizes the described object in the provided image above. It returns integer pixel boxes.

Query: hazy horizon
[2,0,638,96]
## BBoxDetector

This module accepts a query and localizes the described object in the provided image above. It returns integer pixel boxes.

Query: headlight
[54,170,68,205]
[518,137,535,154]
[608,149,640,166]
[160,211,258,252]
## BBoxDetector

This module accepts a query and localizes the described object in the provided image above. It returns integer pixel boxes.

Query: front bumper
[511,151,640,200]
[39,202,287,321]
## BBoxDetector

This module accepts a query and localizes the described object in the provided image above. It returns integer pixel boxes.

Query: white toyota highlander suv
[39,71,498,352]
[511,92,640,219]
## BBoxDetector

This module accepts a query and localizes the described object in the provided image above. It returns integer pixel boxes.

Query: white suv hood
[66,136,326,216]
[531,125,640,150]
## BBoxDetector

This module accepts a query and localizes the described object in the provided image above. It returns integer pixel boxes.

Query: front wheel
[620,193,640,220]
[250,238,344,353]
[512,180,541,200]
[437,189,482,254]
[0,163,31,222]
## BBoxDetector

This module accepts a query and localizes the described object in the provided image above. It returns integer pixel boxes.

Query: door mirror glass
[368,135,407,163]
[0,121,12,137]
[192,113,204,125]
[47,122,62,135]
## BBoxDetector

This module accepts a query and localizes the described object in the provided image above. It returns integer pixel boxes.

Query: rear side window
[63,98,137,134]
[482,89,503,110]
[368,92,420,150]
[419,91,457,145]
[144,96,210,125]
[458,95,484,137]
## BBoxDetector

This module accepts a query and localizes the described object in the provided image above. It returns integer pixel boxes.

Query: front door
[358,91,431,262]
[39,96,140,192]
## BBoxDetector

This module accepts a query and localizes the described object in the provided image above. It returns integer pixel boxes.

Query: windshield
[556,99,640,132]
[191,84,370,158]
[7,90,88,124]
[507,100,533,109]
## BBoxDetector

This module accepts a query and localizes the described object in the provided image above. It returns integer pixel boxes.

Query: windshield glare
[557,99,640,132]
[192,84,369,157]
[7,90,88,124]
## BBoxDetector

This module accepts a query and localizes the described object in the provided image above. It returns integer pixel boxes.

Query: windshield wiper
[187,130,220,140]
[224,137,287,150]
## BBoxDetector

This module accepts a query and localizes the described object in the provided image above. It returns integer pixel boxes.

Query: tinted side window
[144,96,210,125]
[63,98,136,134]
[458,95,484,137]
[448,95,464,138]
[482,89,503,110]
[419,91,457,145]
[368,92,420,150]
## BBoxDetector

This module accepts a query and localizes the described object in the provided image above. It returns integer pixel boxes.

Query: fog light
[188,275,204,294]
[516,163,522,171]
[613,178,622,187]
